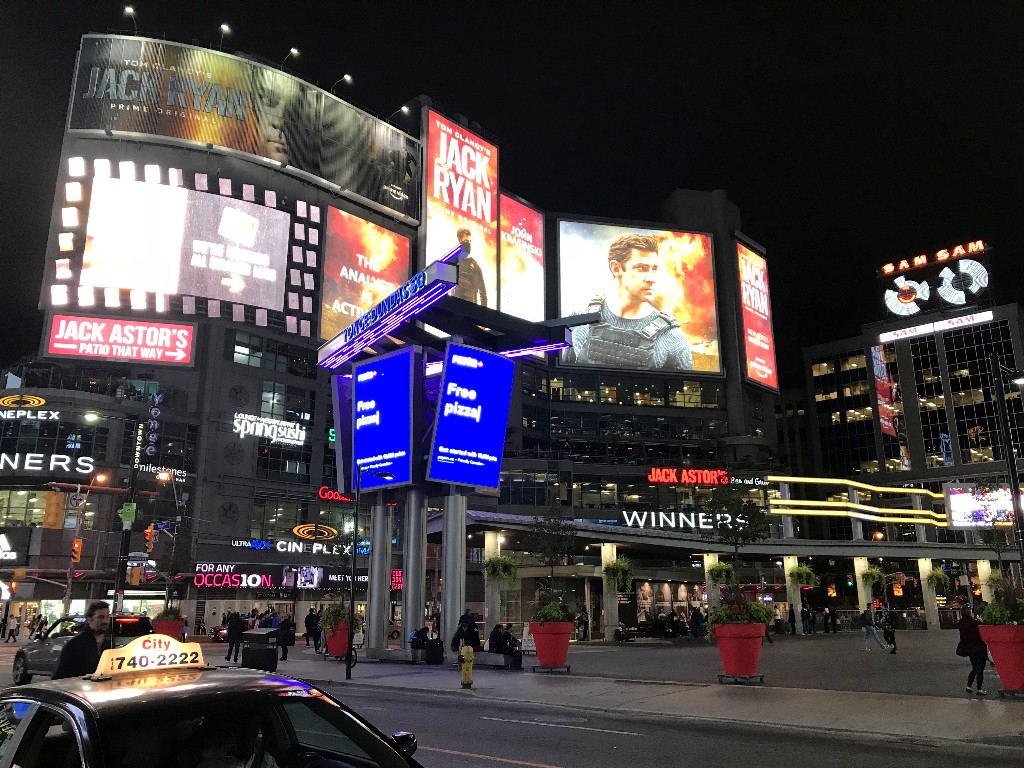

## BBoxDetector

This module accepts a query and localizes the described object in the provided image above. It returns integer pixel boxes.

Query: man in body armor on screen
[452,228,488,306]
[562,233,693,370]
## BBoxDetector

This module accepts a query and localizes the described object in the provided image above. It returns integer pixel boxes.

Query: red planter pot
[325,623,351,659]
[713,623,765,677]
[980,624,1024,692]
[529,621,573,667]
[152,620,185,639]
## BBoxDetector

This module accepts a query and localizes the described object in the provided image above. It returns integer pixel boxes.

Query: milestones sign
[351,348,416,491]
[427,343,515,489]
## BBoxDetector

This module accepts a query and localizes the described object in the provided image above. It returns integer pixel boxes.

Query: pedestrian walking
[577,609,589,641]
[5,615,20,643]
[278,614,295,660]
[304,607,319,647]
[822,607,831,635]
[830,609,839,634]
[860,608,888,651]
[773,605,784,635]
[882,609,897,654]
[800,604,810,635]
[957,604,988,695]
[788,605,797,635]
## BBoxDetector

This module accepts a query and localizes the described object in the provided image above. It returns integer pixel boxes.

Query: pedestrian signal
[71,538,83,564]
[43,491,65,529]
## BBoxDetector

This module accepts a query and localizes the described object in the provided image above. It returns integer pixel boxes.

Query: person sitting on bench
[499,624,524,669]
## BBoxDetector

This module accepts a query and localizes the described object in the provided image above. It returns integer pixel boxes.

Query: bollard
[459,645,475,689]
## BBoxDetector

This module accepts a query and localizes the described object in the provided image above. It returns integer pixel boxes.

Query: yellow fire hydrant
[458,644,474,689]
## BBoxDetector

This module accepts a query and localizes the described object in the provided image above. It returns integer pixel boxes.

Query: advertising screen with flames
[737,242,778,391]
[424,110,498,309]
[320,207,411,341]
[499,193,544,322]
[558,220,720,373]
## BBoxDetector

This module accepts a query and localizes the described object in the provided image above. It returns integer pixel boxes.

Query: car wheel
[12,654,31,685]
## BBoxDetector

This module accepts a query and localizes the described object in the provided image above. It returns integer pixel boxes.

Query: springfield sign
[232,414,307,446]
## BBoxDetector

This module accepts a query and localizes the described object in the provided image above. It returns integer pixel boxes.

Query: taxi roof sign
[93,634,206,678]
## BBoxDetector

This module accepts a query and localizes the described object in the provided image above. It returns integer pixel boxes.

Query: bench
[451,650,521,669]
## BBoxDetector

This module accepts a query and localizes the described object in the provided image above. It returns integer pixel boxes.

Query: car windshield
[97,687,409,768]
[44,616,152,639]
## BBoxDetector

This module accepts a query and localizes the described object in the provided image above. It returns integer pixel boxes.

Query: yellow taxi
[0,635,422,768]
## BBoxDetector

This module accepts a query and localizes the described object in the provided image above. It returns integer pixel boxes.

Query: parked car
[208,624,227,642]
[12,614,153,685]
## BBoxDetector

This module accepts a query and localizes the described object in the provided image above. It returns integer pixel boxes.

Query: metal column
[366,498,390,651]
[401,487,427,646]
[442,494,467,646]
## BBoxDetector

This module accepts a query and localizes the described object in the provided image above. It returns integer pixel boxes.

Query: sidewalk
[238,642,1024,756]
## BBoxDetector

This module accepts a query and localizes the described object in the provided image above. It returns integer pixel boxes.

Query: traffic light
[70,538,83,564]
[42,491,65,529]
[144,524,155,554]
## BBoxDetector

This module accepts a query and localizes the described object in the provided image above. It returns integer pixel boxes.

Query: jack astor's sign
[645,467,770,487]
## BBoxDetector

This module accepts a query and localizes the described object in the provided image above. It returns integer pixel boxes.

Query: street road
[334,687,1021,768]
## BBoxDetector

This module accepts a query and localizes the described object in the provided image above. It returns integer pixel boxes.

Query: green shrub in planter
[531,601,576,624]
[860,567,885,587]
[709,601,774,627]
[154,606,181,621]
[925,567,950,592]
[707,562,734,583]
[320,603,363,635]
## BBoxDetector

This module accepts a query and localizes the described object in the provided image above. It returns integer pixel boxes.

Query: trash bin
[241,628,279,672]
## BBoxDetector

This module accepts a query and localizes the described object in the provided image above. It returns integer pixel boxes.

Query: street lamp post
[346,466,393,680]
[61,472,108,615]
[988,351,1024,585]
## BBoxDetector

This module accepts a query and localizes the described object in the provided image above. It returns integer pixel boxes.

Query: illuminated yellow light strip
[767,475,944,499]
[769,506,949,527]
[772,498,947,521]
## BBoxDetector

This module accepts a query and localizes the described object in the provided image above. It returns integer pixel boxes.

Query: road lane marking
[481,716,640,736]
[419,746,565,767]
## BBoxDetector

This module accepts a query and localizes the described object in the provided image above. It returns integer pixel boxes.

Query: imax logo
[231,539,272,550]
[451,354,483,368]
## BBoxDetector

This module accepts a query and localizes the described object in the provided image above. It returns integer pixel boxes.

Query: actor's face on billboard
[612,249,660,303]
[262,107,288,163]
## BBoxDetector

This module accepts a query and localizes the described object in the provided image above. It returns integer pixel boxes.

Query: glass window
[0,700,34,759]
[10,706,83,768]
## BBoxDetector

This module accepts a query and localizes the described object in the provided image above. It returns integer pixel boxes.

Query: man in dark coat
[278,614,296,660]
[53,601,112,679]
[225,612,246,663]
[304,607,319,647]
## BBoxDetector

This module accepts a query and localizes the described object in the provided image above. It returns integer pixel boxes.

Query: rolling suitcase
[424,638,444,664]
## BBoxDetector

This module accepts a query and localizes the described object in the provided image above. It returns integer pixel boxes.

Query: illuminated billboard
[81,176,289,310]
[424,110,497,308]
[736,243,778,391]
[69,35,419,219]
[320,207,411,341]
[871,345,896,438]
[499,194,545,321]
[46,314,195,365]
[427,343,515,488]
[878,240,991,317]
[351,348,416,491]
[558,221,719,372]
[945,484,1020,528]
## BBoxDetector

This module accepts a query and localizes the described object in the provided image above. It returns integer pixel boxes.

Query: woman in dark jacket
[278,615,296,660]
[958,605,988,695]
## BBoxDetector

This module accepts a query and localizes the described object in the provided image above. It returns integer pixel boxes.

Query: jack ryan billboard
[736,242,778,391]
[423,110,498,309]
[559,221,720,372]
[69,35,420,219]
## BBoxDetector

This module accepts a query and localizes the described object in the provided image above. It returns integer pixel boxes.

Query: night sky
[2,2,1021,388]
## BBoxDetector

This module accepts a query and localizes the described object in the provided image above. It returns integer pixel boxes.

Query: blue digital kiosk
[320,247,586,657]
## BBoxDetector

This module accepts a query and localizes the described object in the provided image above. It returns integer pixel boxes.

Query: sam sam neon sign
[880,240,986,275]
